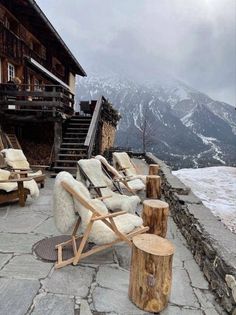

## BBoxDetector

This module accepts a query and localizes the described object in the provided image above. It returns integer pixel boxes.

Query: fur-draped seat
[53,172,148,268]
[113,152,147,184]
[95,155,145,192]
[76,159,141,214]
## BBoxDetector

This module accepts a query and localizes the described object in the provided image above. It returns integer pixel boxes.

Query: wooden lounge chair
[113,152,147,184]
[77,158,141,214]
[53,172,148,268]
[95,155,145,193]
[1,148,46,188]
[0,169,38,206]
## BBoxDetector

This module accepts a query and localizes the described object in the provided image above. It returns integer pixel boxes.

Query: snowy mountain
[173,167,236,233]
[76,74,236,169]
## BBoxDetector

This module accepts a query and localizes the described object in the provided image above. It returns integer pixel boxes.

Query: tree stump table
[129,234,175,313]
[149,164,160,176]
[142,199,169,237]
[146,175,161,199]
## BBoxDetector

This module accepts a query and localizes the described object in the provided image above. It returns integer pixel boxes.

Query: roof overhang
[1,0,87,77]
[27,57,70,90]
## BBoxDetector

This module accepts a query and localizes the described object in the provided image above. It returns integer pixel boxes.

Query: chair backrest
[54,171,109,233]
[113,152,137,176]
[95,155,122,179]
[1,148,30,169]
[77,159,113,191]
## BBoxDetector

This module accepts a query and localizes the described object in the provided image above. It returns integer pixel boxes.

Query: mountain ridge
[76,74,236,169]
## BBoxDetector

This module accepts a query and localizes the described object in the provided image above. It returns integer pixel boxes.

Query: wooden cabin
[0,0,119,174]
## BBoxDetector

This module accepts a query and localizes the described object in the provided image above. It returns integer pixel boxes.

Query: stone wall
[99,121,116,154]
[145,152,236,314]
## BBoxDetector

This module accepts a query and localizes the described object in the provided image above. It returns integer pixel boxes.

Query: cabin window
[7,63,15,81]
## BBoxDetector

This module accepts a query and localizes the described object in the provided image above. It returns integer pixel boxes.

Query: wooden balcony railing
[0,84,74,116]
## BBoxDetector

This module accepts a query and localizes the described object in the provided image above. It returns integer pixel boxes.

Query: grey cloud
[37,0,236,104]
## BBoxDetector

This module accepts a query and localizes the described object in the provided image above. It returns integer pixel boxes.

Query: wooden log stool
[149,164,160,176]
[146,175,161,199]
[129,234,175,313]
[142,199,169,237]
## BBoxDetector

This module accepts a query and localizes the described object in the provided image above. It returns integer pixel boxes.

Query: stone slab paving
[0,174,226,315]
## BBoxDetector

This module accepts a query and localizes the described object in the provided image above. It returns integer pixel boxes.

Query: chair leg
[73,219,94,265]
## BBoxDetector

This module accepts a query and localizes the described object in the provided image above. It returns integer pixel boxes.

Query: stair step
[58,154,84,157]
[65,132,87,135]
[55,160,79,164]
[68,123,90,126]
[63,137,86,140]
[61,142,85,146]
[67,128,88,131]
[59,148,87,152]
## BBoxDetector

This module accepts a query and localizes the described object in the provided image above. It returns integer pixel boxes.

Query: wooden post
[129,234,175,313]
[146,175,161,199]
[149,164,160,176]
[142,199,169,237]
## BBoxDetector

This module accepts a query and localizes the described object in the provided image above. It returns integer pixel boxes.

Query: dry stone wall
[145,152,236,314]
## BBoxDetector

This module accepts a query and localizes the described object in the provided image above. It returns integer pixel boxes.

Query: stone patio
[0,162,226,315]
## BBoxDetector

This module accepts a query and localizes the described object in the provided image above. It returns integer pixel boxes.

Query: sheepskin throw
[113,152,147,184]
[77,159,141,213]
[95,155,145,191]
[1,149,30,169]
[53,171,143,244]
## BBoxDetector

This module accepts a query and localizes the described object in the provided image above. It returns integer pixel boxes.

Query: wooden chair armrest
[95,195,112,200]
[91,210,127,221]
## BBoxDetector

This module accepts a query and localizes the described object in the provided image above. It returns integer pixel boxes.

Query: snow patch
[173,166,236,233]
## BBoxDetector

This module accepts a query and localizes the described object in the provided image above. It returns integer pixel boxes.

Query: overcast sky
[37,0,236,105]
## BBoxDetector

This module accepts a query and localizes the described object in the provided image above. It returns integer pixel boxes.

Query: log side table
[142,199,169,237]
[146,175,161,199]
[129,233,175,313]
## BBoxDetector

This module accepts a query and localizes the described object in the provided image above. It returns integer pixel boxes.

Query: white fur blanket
[1,149,30,169]
[113,152,147,184]
[77,159,141,213]
[0,169,39,198]
[53,172,143,244]
[96,155,145,191]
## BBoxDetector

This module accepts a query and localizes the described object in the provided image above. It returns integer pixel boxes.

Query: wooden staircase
[53,115,92,175]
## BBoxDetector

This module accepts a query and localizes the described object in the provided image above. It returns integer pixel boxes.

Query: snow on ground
[173,166,236,233]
